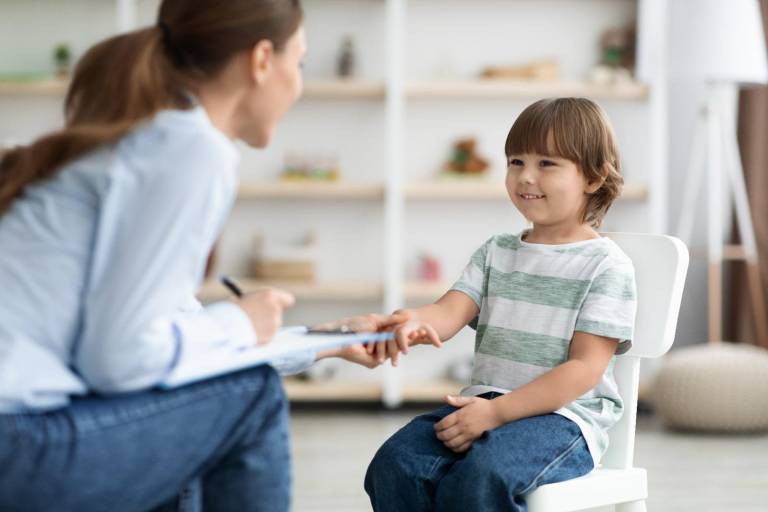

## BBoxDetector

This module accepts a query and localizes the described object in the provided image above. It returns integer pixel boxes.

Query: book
[161,326,393,388]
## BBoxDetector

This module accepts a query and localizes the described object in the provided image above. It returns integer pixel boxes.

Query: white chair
[526,233,690,512]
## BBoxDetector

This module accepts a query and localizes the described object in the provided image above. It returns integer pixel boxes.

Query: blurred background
[1,0,767,510]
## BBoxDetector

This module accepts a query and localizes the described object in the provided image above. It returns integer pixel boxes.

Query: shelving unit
[0,0,669,407]
[197,279,449,303]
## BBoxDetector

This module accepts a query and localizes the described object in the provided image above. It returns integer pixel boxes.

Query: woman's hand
[234,288,295,345]
[434,395,505,453]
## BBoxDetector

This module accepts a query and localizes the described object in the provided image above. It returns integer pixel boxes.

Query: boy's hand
[434,395,505,453]
[365,312,442,366]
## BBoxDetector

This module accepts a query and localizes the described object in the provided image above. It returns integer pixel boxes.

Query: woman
[0,1,386,510]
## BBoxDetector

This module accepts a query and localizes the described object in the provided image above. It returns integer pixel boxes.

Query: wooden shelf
[406,80,649,100]
[0,78,68,96]
[404,280,449,301]
[238,181,384,200]
[235,181,647,202]
[283,378,463,403]
[301,79,385,99]
[406,180,648,201]
[0,78,386,99]
[197,279,383,302]
[0,79,648,101]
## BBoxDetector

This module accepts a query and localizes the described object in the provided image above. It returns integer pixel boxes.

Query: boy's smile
[506,152,600,235]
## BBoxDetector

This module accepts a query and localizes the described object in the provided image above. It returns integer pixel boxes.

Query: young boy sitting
[364,97,637,512]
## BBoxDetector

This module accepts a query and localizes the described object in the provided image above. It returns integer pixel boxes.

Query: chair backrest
[599,233,689,469]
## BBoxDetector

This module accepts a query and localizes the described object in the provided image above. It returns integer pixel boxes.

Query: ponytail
[0,0,303,216]
[0,26,189,214]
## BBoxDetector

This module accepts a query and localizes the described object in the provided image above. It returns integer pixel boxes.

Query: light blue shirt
[0,106,315,413]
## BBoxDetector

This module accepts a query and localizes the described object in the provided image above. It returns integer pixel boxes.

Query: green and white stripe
[452,231,637,466]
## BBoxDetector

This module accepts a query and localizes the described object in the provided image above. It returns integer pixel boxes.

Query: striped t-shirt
[451,230,637,465]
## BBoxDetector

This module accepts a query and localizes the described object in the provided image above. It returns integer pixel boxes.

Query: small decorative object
[418,253,441,282]
[443,137,489,175]
[281,151,340,181]
[652,343,768,432]
[588,24,636,85]
[336,35,356,78]
[53,43,72,78]
[480,58,559,81]
[251,231,317,282]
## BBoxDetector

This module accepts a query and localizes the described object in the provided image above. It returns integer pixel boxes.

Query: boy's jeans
[365,394,594,512]
[0,365,290,512]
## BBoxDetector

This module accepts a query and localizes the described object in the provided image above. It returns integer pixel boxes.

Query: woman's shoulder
[121,107,239,174]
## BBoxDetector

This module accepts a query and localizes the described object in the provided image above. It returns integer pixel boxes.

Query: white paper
[161,326,393,388]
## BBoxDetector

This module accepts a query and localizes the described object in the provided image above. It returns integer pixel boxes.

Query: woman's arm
[74,129,275,392]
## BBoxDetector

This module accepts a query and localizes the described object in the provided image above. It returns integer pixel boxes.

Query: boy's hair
[504,97,623,228]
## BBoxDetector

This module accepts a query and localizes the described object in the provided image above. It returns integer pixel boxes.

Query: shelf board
[197,279,383,302]
[197,279,452,302]
[407,80,649,100]
[283,378,463,403]
[0,78,385,99]
[404,280,450,301]
[406,181,648,201]
[0,78,68,96]
[300,79,386,99]
[236,181,646,201]
[238,181,385,200]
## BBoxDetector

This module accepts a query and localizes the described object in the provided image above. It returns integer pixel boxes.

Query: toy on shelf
[53,43,72,78]
[281,151,340,181]
[479,58,560,81]
[588,24,636,86]
[336,35,356,78]
[442,137,489,175]
[251,231,317,282]
[418,253,442,282]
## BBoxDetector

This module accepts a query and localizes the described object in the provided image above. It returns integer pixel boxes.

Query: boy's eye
[540,160,557,167]
[508,158,524,167]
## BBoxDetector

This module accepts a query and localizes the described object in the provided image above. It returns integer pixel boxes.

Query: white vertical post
[706,85,724,342]
[116,0,138,33]
[382,0,406,408]
[637,0,669,234]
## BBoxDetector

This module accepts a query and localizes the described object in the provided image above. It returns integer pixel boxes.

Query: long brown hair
[505,97,623,228]
[0,0,302,215]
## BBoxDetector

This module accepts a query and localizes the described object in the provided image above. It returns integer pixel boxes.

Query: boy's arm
[401,290,480,342]
[435,332,618,453]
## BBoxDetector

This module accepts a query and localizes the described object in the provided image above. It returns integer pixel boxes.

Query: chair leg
[616,500,647,512]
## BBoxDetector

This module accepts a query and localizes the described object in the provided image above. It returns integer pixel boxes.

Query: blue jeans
[0,365,290,512]
[365,395,594,512]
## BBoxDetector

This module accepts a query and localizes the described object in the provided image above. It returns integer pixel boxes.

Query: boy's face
[505,151,599,229]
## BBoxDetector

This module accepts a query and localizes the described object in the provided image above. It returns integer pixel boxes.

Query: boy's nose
[518,168,536,184]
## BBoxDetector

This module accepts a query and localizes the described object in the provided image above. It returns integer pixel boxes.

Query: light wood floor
[289,406,768,512]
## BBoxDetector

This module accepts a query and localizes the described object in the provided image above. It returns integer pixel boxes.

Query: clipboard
[161,326,394,388]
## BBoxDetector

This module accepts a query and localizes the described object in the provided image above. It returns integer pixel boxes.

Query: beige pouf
[652,343,768,432]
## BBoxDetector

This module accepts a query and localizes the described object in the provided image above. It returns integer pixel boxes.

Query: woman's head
[504,97,623,229]
[0,0,304,214]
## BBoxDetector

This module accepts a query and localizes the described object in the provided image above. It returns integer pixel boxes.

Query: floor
[289,405,768,512]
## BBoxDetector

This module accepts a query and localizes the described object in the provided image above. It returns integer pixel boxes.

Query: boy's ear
[585,178,604,194]
[585,165,609,194]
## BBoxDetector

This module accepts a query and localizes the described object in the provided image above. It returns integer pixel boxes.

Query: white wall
[664,0,714,349]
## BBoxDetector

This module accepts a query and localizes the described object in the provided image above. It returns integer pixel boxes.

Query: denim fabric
[0,365,290,512]
[365,399,594,512]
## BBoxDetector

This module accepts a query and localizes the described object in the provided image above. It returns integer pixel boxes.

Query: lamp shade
[686,0,768,84]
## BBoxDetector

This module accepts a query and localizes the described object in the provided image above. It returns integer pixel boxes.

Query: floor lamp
[676,0,768,347]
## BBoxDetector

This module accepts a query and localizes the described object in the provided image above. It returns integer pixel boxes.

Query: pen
[220,275,244,298]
